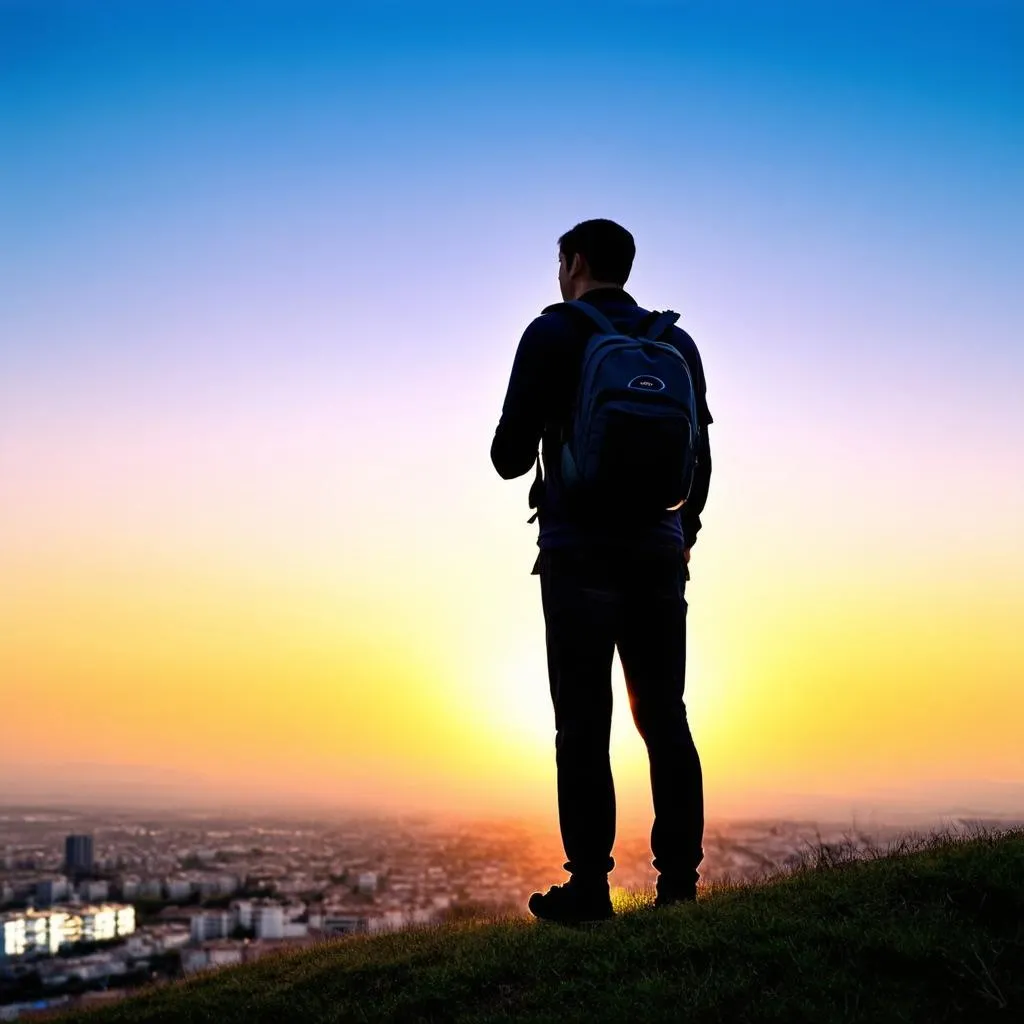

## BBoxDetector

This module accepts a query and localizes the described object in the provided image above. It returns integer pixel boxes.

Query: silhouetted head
[557,219,636,301]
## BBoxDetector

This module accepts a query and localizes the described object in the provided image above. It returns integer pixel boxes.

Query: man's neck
[571,279,622,301]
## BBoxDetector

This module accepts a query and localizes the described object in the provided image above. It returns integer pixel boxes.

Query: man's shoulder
[538,299,649,340]
[536,302,589,328]
[517,304,587,348]
[667,322,700,354]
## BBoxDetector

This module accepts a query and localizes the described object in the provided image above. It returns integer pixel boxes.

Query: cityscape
[3,805,1019,1020]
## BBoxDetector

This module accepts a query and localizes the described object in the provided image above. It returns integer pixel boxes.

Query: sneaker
[528,878,614,924]
[654,878,697,909]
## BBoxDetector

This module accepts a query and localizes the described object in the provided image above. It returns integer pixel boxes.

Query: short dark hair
[558,219,635,286]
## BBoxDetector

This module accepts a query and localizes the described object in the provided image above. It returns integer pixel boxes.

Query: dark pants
[537,547,704,883]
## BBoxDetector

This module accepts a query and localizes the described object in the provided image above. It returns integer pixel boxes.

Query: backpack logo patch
[628,374,666,392]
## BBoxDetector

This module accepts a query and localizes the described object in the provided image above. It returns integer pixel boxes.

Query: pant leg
[539,550,618,877]
[616,555,704,883]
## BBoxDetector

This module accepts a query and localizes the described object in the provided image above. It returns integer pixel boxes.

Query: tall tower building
[64,835,94,881]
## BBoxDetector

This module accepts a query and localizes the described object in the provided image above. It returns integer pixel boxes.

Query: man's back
[490,286,713,554]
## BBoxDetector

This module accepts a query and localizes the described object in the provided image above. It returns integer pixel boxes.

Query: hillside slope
[64,829,1024,1023]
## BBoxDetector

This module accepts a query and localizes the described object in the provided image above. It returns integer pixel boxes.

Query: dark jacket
[491,287,713,552]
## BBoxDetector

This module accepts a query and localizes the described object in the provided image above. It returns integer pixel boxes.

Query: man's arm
[681,424,712,549]
[681,340,713,551]
[490,317,552,480]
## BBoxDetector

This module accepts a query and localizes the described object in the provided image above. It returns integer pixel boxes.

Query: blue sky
[3,1,1021,363]
[3,0,1021,596]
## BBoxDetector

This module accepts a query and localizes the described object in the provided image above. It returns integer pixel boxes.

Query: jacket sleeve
[681,349,713,549]
[681,425,711,549]
[490,317,552,480]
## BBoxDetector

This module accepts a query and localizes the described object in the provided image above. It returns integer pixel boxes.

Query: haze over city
[2,0,1022,826]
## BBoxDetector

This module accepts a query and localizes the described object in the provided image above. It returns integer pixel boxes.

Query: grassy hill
[62,828,1023,1023]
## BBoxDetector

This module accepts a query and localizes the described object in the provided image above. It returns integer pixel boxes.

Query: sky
[1,0,1022,827]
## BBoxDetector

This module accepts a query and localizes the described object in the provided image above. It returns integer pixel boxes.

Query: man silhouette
[491,219,713,923]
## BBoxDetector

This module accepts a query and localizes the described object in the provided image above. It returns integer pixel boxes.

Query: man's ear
[570,253,587,278]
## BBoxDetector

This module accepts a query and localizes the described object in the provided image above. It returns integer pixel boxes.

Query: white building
[181,944,244,975]
[3,911,50,956]
[252,903,285,940]
[190,911,232,944]
[117,906,135,937]
[321,911,372,936]
[0,905,135,959]
[43,912,70,954]
[165,879,194,901]
[209,944,244,969]
[180,948,210,975]
[80,880,110,903]
[64,954,128,983]
[123,934,151,957]
[319,909,411,936]
[229,899,253,929]
[1,916,26,958]
[81,907,117,942]
[198,874,239,898]
[35,877,70,905]
[153,927,190,952]
[139,879,163,900]
[356,872,378,894]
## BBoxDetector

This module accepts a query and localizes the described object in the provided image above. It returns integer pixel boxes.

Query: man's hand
[683,548,691,565]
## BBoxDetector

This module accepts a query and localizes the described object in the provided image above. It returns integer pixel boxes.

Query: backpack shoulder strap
[641,310,681,340]
[547,301,680,340]
[543,300,619,336]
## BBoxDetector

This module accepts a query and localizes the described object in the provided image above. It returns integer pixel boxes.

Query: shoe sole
[528,897,614,926]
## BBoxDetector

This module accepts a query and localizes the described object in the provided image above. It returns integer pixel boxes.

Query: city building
[138,879,163,900]
[229,899,253,930]
[1,915,26,959]
[78,906,124,943]
[164,878,194,901]
[252,903,285,940]
[80,879,110,903]
[119,878,141,901]
[316,907,433,935]
[190,910,232,944]
[0,905,136,960]
[64,835,94,880]
[197,874,238,899]
[35,877,70,907]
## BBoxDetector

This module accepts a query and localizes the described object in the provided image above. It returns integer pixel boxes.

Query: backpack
[548,300,701,517]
